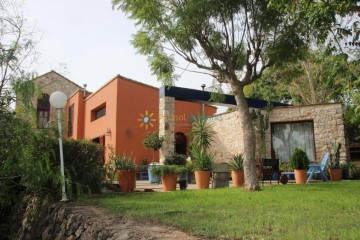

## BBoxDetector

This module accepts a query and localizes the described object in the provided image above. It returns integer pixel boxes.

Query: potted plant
[229,153,244,187]
[290,148,310,184]
[191,145,213,189]
[143,132,164,183]
[329,143,342,181]
[189,116,215,189]
[164,153,188,190]
[151,165,186,191]
[110,153,136,192]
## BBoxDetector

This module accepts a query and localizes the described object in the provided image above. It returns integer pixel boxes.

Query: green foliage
[58,140,105,196]
[191,145,213,171]
[329,143,341,169]
[251,49,358,105]
[109,151,136,172]
[229,154,244,171]
[151,165,186,177]
[290,148,310,170]
[164,153,187,166]
[143,132,164,151]
[344,105,360,144]
[0,0,37,111]
[341,162,360,180]
[189,116,214,153]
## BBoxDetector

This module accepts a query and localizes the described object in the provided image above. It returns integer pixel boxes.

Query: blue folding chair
[306,152,330,183]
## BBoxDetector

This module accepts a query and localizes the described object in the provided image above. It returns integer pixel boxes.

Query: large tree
[0,0,36,112]
[112,0,316,191]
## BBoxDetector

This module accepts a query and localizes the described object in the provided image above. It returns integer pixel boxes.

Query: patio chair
[261,158,280,185]
[306,151,330,183]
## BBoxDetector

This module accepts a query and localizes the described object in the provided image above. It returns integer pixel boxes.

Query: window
[271,121,315,163]
[37,94,50,128]
[67,104,74,137]
[91,103,106,121]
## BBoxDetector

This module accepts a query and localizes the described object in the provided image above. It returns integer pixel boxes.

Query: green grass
[82,182,360,239]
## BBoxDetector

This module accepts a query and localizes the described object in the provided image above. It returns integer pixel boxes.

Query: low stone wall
[15,196,199,240]
[210,103,347,163]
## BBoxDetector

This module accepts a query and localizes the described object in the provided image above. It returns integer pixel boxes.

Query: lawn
[82,181,360,239]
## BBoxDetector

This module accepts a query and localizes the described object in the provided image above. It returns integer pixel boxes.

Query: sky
[23,0,215,94]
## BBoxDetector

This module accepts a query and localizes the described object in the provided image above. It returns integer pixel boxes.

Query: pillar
[159,96,175,163]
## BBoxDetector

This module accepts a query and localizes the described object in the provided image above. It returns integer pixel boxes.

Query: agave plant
[111,153,136,171]
[191,145,213,171]
[229,153,244,170]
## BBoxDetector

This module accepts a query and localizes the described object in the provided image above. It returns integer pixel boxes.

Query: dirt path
[67,204,204,240]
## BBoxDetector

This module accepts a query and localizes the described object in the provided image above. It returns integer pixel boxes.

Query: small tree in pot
[143,132,164,183]
[290,148,310,184]
[229,154,244,187]
[189,116,215,189]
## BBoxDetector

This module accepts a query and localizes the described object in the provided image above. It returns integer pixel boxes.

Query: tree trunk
[233,88,260,191]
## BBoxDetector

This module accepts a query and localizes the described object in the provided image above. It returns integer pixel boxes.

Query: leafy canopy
[113,0,307,86]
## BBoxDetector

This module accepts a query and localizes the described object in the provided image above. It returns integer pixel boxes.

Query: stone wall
[210,103,347,163]
[15,196,198,240]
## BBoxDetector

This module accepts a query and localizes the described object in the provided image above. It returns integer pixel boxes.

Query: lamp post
[201,84,206,116]
[49,91,68,202]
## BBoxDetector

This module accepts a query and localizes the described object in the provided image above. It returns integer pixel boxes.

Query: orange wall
[83,79,119,161]
[115,78,159,166]
[68,75,217,168]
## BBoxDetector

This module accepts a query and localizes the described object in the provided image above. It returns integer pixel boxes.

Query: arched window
[37,93,50,128]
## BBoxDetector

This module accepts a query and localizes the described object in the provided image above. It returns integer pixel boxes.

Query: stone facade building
[17,70,83,128]
[208,103,347,164]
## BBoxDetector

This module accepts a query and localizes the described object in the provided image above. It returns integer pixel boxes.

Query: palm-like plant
[189,116,215,153]
[191,145,213,171]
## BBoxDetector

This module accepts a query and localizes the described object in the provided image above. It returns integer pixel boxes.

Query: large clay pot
[231,170,244,187]
[329,168,342,181]
[294,169,307,184]
[195,171,211,189]
[117,170,136,192]
[161,173,178,191]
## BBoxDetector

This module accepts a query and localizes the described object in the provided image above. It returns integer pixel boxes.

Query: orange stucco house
[65,74,216,167]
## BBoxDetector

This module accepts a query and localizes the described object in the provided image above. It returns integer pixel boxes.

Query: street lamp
[201,84,206,116]
[49,91,68,202]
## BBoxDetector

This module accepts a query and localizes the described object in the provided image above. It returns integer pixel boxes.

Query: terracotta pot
[195,171,211,189]
[231,170,244,187]
[329,168,342,181]
[117,170,136,192]
[161,173,178,191]
[294,169,307,184]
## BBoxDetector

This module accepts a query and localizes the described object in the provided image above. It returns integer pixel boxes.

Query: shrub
[341,162,360,180]
[164,153,187,166]
[290,148,310,170]
[54,139,105,197]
